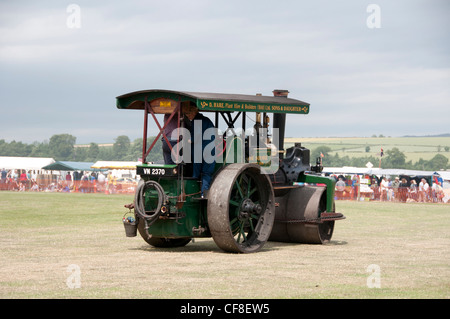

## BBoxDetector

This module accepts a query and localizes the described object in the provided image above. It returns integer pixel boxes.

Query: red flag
[380,148,384,157]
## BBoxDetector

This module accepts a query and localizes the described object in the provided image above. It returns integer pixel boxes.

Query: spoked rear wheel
[207,164,275,253]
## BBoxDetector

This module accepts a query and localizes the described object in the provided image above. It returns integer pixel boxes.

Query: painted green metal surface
[139,164,208,238]
[297,173,336,213]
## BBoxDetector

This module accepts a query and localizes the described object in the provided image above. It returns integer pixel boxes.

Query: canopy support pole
[142,98,149,163]
[142,98,180,163]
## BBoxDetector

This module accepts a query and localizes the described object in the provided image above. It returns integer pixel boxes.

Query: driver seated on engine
[184,105,216,198]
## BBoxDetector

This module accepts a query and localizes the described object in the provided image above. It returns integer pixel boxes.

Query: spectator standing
[431,181,443,202]
[399,178,408,202]
[418,179,424,202]
[380,177,389,201]
[370,177,379,200]
[335,178,346,200]
[89,173,96,193]
[409,180,418,201]
[1,168,7,190]
[31,170,37,183]
[81,172,89,193]
[10,169,18,181]
[423,179,430,202]
[19,170,28,189]
[97,172,106,192]
[65,172,72,187]
[419,178,430,202]
[392,177,400,202]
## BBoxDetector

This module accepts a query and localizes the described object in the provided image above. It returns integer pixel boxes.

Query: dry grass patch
[1,192,449,298]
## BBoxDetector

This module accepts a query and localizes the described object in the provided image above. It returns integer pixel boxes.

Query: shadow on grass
[130,238,221,253]
[129,238,348,254]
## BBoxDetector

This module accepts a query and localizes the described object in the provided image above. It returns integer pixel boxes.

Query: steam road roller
[117,89,345,253]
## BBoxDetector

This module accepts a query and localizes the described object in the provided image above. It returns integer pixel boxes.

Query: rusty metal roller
[269,185,334,244]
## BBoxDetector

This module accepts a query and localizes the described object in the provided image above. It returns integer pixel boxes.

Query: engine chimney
[272,90,288,158]
[273,89,289,97]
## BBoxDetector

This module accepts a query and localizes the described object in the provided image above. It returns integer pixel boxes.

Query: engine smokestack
[273,89,289,97]
[272,90,288,158]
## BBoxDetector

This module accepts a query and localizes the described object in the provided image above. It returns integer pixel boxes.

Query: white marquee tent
[436,171,450,181]
[0,156,55,171]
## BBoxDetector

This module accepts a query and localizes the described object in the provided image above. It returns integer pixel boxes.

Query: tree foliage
[113,135,131,160]
[0,135,448,171]
[0,134,163,163]
[49,134,76,160]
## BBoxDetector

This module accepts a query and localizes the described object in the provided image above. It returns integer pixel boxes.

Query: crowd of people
[2,166,448,203]
[332,174,448,203]
[1,168,39,192]
[0,168,137,194]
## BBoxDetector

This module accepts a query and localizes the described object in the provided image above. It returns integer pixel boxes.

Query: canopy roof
[116,89,310,114]
[0,156,55,170]
[42,161,98,171]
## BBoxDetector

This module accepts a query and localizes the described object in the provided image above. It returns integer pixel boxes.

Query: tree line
[0,134,163,162]
[311,146,449,171]
[1,134,448,171]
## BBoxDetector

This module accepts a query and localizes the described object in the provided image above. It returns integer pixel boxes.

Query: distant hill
[284,135,450,163]
[402,133,450,138]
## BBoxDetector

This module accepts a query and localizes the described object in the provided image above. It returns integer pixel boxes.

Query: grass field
[284,136,450,162]
[0,192,449,299]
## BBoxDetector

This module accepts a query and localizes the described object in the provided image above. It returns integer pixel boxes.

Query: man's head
[183,104,199,121]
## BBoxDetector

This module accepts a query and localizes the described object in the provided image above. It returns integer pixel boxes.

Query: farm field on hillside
[284,136,450,162]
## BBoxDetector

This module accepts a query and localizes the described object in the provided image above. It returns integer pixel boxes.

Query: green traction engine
[117,89,345,253]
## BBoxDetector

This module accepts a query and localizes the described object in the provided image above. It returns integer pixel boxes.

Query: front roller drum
[269,185,335,244]
[207,164,275,253]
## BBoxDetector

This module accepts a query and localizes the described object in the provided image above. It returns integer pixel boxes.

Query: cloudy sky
[1,0,449,144]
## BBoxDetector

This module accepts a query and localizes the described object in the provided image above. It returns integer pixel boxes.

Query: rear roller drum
[207,164,275,253]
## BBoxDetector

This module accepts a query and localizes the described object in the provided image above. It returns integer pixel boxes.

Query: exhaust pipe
[272,89,288,159]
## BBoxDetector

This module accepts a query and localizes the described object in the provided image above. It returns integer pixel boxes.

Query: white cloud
[0,1,449,144]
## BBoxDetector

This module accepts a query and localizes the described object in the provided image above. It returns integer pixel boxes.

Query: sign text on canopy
[198,100,309,114]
